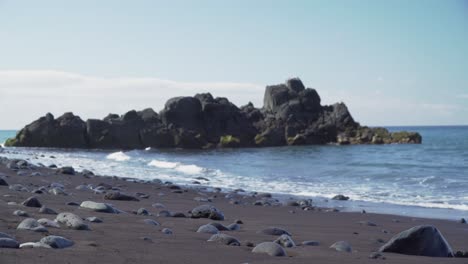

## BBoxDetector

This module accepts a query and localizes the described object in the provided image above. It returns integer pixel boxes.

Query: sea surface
[1,126,467,220]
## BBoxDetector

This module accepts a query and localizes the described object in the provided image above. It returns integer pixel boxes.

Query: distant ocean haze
[1,126,467,220]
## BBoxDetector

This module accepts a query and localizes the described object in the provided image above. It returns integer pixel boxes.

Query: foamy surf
[106,151,131,161]
[148,160,205,175]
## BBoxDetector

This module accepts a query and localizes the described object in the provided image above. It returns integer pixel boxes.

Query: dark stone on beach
[40,236,74,249]
[55,212,90,230]
[0,238,20,248]
[330,241,352,253]
[252,242,287,257]
[379,225,454,257]
[104,191,140,201]
[0,178,8,186]
[191,204,225,220]
[66,202,80,206]
[259,227,291,236]
[332,194,350,201]
[22,196,42,208]
[57,166,75,175]
[274,234,296,248]
[460,218,466,224]
[207,233,240,246]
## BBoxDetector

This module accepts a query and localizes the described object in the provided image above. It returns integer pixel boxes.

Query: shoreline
[0,156,467,263]
[1,145,468,222]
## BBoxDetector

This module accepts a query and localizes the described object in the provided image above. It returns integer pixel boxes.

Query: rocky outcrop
[5,78,422,149]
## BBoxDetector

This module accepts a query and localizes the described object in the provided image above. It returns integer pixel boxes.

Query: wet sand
[0,159,467,264]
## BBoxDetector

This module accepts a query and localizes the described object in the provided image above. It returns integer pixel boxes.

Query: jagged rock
[379,225,454,257]
[6,78,422,149]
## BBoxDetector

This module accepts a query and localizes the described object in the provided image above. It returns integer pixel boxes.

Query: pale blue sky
[0,0,467,128]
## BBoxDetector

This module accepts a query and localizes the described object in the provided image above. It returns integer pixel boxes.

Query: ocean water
[1,127,467,220]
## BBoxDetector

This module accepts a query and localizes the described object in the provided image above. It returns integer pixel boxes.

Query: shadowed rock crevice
[5,78,422,149]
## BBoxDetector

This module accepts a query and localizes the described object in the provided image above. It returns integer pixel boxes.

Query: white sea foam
[106,151,131,161]
[148,160,178,169]
[148,159,204,175]
[175,164,204,174]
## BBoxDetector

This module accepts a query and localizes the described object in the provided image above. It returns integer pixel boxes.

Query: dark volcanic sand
[0,161,467,264]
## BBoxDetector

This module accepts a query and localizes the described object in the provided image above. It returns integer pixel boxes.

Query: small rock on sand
[104,191,139,201]
[17,218,48,232]
[197,224,219,234]
[0,238,19,248]
[85,217,103,223]
[40,235,74,249]
[191,204,225,220]
[39,206,58,215]
[143,219,160,226]
[252,242,286,257]
[13,210,29,217]
[330,241,352,253]
[22,196,42,208]
[302,240,320,246]
[55,212,89,230]
[207,234,240,246]
[259,227,291,236]
[80,201,118,213]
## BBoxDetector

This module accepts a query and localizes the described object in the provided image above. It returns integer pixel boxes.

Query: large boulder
[5,113,87,148]
[379,225,454,257]
[55,212,89,230]
[252,242,287,257]
[160,96,203,131]
[86,110,145,149]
